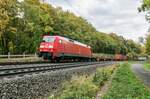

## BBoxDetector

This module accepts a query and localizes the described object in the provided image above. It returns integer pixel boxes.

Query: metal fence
[0,52,37,59]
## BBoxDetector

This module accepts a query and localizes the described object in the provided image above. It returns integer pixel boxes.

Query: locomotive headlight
[40,45,44,48]
[48,45,53,48]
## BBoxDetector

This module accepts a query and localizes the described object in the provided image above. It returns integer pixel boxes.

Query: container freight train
[93,53,127,61]
[38,35,127,62]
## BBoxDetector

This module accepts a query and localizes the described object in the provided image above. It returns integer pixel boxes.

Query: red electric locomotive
[38,35,92,61]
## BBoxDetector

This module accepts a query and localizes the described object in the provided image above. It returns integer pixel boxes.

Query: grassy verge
[144,62,150,70]
[49,65,116,99]
[103,63,150,99]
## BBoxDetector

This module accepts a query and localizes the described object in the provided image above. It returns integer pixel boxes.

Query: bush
[92,66,115,86]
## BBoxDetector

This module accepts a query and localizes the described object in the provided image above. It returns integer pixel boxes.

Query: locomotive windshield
[43,36,55,42]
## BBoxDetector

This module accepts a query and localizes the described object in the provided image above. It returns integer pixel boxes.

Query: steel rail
[0,62,104,69]
[0,62,115,78]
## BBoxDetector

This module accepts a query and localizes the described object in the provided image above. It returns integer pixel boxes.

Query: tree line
[139,0,150,55]
[0,0,142,56]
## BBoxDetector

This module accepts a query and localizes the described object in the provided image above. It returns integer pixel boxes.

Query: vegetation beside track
[49,65,116,99]
[144,62,150,70]
[103,63,150,99]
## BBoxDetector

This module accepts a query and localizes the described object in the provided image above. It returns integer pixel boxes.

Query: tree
[139,1,150,55]
[0,0,18,54]
[139,0,150,11]
[145,34,150,54]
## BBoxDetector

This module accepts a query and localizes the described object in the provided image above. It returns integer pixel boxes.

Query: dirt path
[95,79,111,99]
[96,66,117,99]
[131,64,150,88]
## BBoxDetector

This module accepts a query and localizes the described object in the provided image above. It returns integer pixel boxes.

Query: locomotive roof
[43,35,91,48]
[60,36,90,48]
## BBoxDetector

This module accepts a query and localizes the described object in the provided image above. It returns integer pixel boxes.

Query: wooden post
[8,52,10,59]
[35,53,37,57]
[23,52,25,58]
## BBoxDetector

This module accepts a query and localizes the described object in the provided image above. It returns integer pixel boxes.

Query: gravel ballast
[0,64,113,99]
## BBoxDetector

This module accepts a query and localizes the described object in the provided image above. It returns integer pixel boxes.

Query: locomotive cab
[38,35,56,60]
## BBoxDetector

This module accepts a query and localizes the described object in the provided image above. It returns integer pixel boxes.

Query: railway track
[0,61,115,78]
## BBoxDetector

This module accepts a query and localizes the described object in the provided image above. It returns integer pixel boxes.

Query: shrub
[93,66,115,86]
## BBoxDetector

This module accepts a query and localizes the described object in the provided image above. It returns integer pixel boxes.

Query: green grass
[144,62,150,70]
[103,63,150,99]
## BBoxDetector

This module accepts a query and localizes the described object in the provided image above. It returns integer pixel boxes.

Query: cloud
[47,0,149,41]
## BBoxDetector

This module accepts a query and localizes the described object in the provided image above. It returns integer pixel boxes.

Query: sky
[45,0,149,41]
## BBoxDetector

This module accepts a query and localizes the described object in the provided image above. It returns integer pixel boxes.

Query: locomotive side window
[43,36,55,42]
